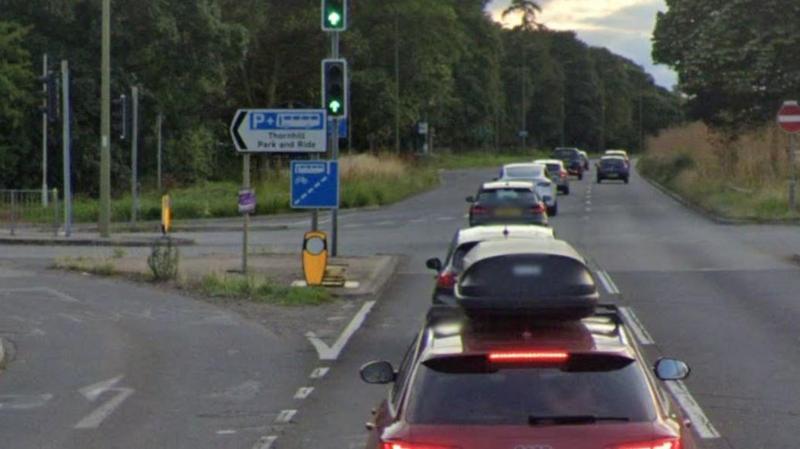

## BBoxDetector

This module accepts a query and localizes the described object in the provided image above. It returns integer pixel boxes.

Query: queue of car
[360,148,693,449]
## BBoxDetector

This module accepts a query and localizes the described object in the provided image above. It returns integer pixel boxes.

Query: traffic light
[322,59,348,118]
[321,0,347,31]
[37,72,59,122]
[112,94,129,140]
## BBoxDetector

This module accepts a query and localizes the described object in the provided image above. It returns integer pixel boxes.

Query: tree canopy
[0,0,681,190]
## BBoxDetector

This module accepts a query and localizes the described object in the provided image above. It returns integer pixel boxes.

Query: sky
[486,0,677,88]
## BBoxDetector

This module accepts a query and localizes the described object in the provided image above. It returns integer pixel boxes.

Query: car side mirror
[654,358,690,381]
[360,361,396,384]
[465,196,475,203]
[426,258,442,272]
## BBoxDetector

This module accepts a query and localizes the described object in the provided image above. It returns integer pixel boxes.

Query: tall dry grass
[642,122,799,218]
[339,153,408,181]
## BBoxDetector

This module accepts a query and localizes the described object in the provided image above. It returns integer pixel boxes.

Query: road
[2,165,800,448]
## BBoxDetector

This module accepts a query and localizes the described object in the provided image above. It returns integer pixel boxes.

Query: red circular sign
[778,101,800,133]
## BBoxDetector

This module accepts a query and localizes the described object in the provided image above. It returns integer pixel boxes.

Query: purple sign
[238,189,256,214]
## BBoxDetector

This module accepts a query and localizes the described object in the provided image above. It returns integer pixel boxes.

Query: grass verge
[195,273,332,306]
[52,256,117,276]
[639,122,800,221]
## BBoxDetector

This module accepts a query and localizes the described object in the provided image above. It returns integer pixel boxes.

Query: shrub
[148,237,180,281]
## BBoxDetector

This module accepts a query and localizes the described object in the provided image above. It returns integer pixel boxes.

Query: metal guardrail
[0,189,60,236]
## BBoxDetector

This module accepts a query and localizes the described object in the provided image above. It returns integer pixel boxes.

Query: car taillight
[560,170,567,179]
[436,271,457,289]
[470,205,488,215]
[531,202,546,214]
[612,437,681,449]
[382,442,456,449]
[488,351,569,363]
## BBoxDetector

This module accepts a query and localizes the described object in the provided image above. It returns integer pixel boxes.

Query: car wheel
[624,177,629,184]
[548,204,558,216]
[597,177,602,184]
[578,173,583,181]
[564,186,570,195]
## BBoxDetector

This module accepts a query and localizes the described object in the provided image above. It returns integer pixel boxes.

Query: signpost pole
[242,154,251,273]
[131,86,139,224]
[790,133,797,211]
[157,113,163,192]
[61,60,73,237]
[42,53,49,207]
[331,31,340,257]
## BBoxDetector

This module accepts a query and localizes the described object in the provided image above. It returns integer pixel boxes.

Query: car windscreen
[458,254,595,298]
[477,188,538,204]
[406,362,657,425]
[504,166,541,178]
[553,150,578,160]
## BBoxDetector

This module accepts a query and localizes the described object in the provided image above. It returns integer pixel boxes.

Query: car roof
[606,149,628,154]
[461,238,586,267]
[423,307,633,359]
[481,180,535,190]
[456,225,555,245]
[533,159,563,165]
[503,162,545,170]
[554,147,579,151]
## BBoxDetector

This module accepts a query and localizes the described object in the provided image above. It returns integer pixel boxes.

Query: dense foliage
[0,0,681,191]
[654,0,800,131]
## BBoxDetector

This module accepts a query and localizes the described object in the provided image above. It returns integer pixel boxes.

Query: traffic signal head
[37,72,59,122]
[112,94,129,140]
[321,0,347,31]
[322,59,348,118]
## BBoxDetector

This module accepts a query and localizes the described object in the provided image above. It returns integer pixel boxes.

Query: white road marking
[585,207,592,213]
[0,287,79,303]
[217,430,237,435]
[595,270,620,295]
[665,381,722,439]
[75,375,134,429]
[252,435,278,449]
[375,221,394,226]
[618,307,655,345]
[343,223,364,229]
[0,394,53,410]
[436,216,456,221]
[274,409,297,424]
[310,367,329,379]
[410,218,427,224]
[306,301,376,360]
[294,387,314,399]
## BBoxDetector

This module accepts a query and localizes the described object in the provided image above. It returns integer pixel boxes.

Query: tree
[501,0,543,31]
[0,21,35,187]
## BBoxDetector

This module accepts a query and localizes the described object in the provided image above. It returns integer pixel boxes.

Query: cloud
[487,0,677,88]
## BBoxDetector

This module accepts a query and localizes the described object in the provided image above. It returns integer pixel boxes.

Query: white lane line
[618,307,655,345]
[0,394,54,410]
[306,301,376,360]
[0,287,79,303]
[665,381,721,439]
[410,218,426,224]
[310,367,329,379]
[585,207,592,213]
[252,435,278,449]
[436,216,456,222]
[294,387,314,399]
[217,430,237,435]
[275,409,297,424]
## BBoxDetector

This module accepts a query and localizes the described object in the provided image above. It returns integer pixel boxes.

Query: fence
[0,189,60,236]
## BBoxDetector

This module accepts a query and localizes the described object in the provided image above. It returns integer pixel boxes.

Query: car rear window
[601,159,625,168]
[504,166,541,178]
[546,164,561,174]
[553,150,578,160]
[406,362,657,425]
[458,254,595,298]
[477,188,538,204]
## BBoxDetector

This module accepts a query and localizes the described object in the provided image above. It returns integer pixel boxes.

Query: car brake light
[612,437,681,449]
[470,205,488,215]
[531,202,546,214]
[382,442,456,449]
[560,170,567,179]
[436,271,457,289]
[488,351,569,363]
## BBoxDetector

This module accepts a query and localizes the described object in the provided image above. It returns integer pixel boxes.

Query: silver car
[498,163,558,216]
[534,159,570,195]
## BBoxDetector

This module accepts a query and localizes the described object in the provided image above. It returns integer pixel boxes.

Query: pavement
[0,232,195,247]
[2,166,800,448]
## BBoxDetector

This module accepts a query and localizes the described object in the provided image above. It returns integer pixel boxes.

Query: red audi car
[360,306,696,449]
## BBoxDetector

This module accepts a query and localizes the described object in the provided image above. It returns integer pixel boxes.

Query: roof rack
[426,303,623,330]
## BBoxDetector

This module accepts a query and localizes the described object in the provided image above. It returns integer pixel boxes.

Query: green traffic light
[328,11,342,27]
[329,100,342,114]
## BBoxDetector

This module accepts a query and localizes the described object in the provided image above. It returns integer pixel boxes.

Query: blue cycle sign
[291,161,339,209]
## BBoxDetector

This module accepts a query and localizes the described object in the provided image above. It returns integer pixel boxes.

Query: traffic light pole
[61,60,73,237]
[330,31,340,257]
[41,53,49,207]
[99,0,112,237]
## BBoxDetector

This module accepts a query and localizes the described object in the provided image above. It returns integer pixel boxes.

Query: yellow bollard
[161,194,172,234]
[303,231,328,286]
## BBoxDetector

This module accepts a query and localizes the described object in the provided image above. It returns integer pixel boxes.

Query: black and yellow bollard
[303,231,328,286]
[161,194,172,235]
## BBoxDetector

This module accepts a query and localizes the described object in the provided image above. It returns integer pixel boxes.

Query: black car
[553,147,585,180]
[597,156,630,184]
[467,181,548,227]
[359,306,696,449]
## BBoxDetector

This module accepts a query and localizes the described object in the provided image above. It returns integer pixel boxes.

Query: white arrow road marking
[0,394,53,410]
[309,367,329,379]
[252,435,278,449]
[75,375,134,429]
[306,301,376,360]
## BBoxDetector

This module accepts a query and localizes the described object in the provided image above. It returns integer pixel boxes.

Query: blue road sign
[327,118,348,137]
[291,160,339,209]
